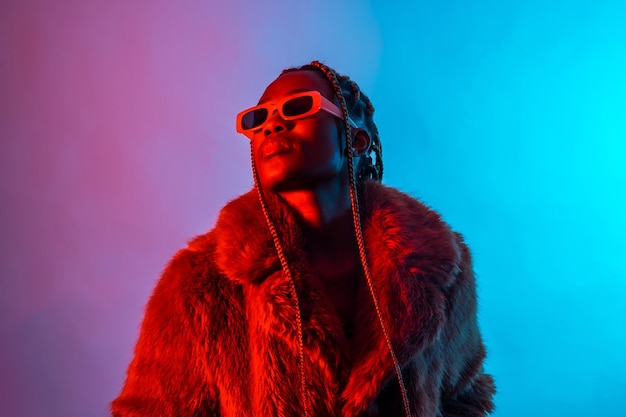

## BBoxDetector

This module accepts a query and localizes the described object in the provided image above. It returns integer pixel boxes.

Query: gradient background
[1,1,625,416]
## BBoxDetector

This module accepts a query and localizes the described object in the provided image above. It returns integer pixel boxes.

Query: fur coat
[111,181,495,417]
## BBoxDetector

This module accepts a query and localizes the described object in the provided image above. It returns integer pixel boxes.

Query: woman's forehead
[259,70,334,103]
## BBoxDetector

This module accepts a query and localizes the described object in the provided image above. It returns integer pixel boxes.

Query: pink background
[1,1,382,416]
[2,1,625,416]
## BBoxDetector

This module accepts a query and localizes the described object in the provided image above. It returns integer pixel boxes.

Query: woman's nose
[263,110,288,136]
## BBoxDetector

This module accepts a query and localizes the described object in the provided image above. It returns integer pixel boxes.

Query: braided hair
[280,62,383,183]
[251,61,411,417]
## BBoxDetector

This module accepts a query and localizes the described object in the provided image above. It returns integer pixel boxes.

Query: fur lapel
[213,181,461,416]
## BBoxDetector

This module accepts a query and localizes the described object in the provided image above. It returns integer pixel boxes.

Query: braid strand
[310,60,411,417]
[251,150,310,417]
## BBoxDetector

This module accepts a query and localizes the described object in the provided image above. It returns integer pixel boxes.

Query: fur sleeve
[110,249,219,417]
[439,234,496,416]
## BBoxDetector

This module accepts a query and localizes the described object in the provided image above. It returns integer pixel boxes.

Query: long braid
[250,152,310,417]
[255,61,407,416]
[309,61,411,417]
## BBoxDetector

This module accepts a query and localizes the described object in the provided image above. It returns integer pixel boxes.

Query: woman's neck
[277,173,353,229]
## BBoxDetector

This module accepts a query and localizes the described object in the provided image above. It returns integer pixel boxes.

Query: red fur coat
[111,181,495,416]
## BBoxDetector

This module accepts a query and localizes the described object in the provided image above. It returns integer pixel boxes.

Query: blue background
[1,0,624,415]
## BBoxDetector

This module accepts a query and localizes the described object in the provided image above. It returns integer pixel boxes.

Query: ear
[351,128,371,157]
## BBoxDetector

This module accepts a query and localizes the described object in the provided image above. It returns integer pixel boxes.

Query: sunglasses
[236,90,356,140]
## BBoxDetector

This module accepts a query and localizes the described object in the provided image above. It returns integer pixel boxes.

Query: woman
[111,61,495,416]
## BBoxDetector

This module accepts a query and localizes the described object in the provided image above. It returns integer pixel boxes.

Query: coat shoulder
[362,182,463,283]
[147,229,243,328]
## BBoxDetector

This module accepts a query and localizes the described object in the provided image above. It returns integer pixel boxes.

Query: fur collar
[204,181,462,415]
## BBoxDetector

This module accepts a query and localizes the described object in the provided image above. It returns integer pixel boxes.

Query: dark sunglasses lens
[241,108,268,130]
[283,95,313,117]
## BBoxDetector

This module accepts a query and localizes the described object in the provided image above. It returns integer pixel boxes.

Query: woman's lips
[260,137,294,158]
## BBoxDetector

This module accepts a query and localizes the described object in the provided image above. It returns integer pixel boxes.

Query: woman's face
[251,70,345,192]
